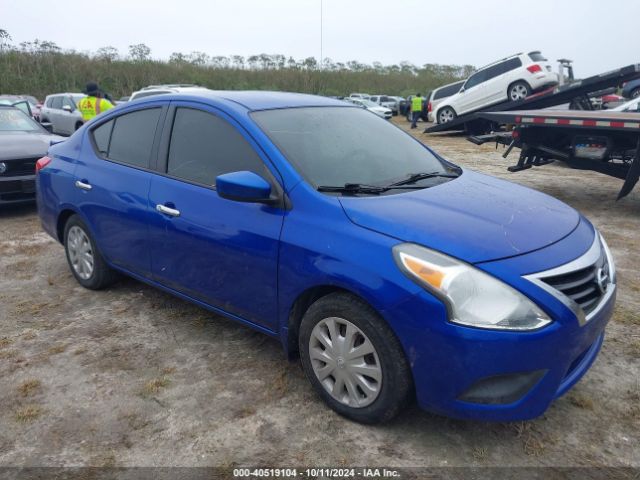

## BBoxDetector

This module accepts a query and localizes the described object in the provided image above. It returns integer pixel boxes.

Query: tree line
[0,29,474,100]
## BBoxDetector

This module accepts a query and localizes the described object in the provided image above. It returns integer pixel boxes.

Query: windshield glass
[252,107,455,189]
[72,95,86,105]
[0,108,41,132]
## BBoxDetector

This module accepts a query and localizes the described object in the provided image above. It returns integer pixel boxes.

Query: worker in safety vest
[77,82,113,122]
[410,93,422,129]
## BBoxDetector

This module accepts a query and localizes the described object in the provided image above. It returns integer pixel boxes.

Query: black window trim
[154,101,286,205]
[88,105,167,174]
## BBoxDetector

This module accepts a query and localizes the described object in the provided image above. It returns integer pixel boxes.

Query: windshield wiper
[317,183,425,194]
[389,171,459,187]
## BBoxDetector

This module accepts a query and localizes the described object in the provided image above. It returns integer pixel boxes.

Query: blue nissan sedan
[36,91,616,424]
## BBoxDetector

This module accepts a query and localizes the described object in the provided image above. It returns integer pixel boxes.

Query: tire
[631,88,640,99]
[63,214,119,290]
[299,293,413,424]
[508,81,531,101]
[437,106,457,124]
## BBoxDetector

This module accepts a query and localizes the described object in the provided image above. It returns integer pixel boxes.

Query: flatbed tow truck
[467,109,640,199]
[425,64,640,135]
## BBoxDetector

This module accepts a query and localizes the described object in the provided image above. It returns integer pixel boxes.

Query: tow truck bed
[467,110,640,199]
[425,63,640,134]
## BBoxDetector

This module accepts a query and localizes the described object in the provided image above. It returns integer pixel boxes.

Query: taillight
[428,101,432,112]
[35,156,51,173]
[527,64,542,74]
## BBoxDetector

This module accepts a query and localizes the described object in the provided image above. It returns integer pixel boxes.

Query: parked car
[621,78,640,99]
[40,93,86,135]
[343,97,392,119]
[129,84,206,102]
[0,105,63,205]
[0,95,40,120]
[427,80,465,122]
[435,51,559,124]
[369,95,400,115]
[37,91,616,424]
[349,93,371,100]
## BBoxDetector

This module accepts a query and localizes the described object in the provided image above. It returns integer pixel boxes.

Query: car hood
[0,131,64,160]
[338,170,580,263]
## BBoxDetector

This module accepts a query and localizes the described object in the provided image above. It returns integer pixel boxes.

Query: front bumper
[390,283,614,421]
[0,174,36,204]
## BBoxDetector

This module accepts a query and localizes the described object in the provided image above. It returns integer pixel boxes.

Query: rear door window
[464,70,487,89]
[503,57,523,73]
[94,108,161,168]
[166,107,267,186]
[51,96,63,109]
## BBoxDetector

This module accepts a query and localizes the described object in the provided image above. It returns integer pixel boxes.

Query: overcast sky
[1,0,638,76]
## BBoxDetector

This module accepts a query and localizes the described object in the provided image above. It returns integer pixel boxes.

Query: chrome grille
[539,252,609,315]
[525,234,615,326]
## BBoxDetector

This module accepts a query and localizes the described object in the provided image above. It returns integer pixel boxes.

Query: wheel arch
[56,208,79,243]
[284,284,385,360]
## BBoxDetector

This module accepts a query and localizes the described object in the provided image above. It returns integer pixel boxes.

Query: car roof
[134,90,349,111]
[433,80,465,91]
[46,93,85,97]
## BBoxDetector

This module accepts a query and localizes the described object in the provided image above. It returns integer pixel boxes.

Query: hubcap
[510,84,529,100]
[309,317,382,408]
[439,109,454,123]
[67,226,94,280]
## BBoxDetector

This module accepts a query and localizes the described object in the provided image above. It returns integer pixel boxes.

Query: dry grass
[18,379,41,397]
[14,405,43,422]
[142,377,170,395]
[512,422,547,457]
[0,337,13,348]
[0,349,17,359]
[613,306,640,326]
[20,330,38,340]
[472,446,488,461]
[161,366,176,375]
[568,392,595,410]
[233,406,257,419]
[47,344,67,355]
[73,346,88,355]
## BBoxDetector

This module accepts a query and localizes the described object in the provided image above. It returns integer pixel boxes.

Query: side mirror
[216,171,274,204]
[62,105,73,112]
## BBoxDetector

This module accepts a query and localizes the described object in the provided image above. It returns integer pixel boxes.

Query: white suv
[129,84,208,102]
[435,51,558,124]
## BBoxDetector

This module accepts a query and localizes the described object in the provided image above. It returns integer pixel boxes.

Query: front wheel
[299,293,413,424]
[509,81,531,101]
[438,106,456,124]
[630,88,640,99]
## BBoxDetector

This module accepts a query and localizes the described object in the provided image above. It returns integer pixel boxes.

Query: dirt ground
[0,117,638,471]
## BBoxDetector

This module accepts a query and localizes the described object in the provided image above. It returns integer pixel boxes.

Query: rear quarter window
[528,52,547,62]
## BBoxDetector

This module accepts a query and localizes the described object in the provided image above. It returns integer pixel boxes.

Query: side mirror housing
[62,104,73,112]
[216,171,274,204]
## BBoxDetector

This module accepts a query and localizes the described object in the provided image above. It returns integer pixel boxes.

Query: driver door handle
[75,180,92,191]
[156,204,181,217]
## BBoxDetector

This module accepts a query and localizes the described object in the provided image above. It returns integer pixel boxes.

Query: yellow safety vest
[411,96,423,112]
[78,96,113,121]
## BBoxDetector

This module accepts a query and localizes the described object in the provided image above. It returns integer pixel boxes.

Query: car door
[48,96,63,133]
[147,102,285,331]
[456,70,488,114]
[74,104,166,277]
[479,62,508,106]
[60,96,78,135]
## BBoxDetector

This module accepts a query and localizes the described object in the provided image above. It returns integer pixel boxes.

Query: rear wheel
[631,88,640,99]
[437,106,456,124]
[508,81,531,101]
[64,215,118,290]
[299,293,413,424]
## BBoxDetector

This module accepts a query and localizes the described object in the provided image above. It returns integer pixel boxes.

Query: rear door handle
[156,204,180,217]
[75,180,92,191]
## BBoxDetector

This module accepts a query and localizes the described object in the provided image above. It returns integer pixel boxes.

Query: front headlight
[393,243,551,331]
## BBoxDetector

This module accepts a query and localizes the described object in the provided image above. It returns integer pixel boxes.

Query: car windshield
[0,108,41,132]
[72,95,86,105]
[252,106,456,191]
